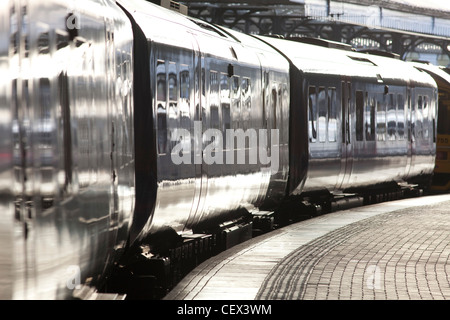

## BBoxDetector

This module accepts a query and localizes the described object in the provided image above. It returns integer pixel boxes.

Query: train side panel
[255,36,437,194]
[1,0,134,299]
[119,0,291,241]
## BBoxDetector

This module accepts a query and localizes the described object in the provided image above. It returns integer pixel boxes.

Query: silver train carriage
[258,36,438,196]
[119,0,291,244]
[1,0,134,299]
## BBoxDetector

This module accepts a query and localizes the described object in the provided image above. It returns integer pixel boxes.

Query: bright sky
[387,0,449,11]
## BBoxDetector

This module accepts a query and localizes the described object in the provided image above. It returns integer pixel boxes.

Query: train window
[397,94,405,140]
[157,60,166,102]
[387,93,396,140]
[210,70,220,109]
[328,88,337,142]
[365,96,376,141]
[341,82,350,144]
[168,63,179,151]
[232,76,240,108]
[272,87,277,129]
[355,90,364,141]
[56,30,69,50]
[376,96,386,141]
[318,87,327,143]
[417,95,423,139]
[157,60,167,154]
[221,73,231,148]
[180,67,190,100]
[210,71,220,130]
[308,86,317,142]
[168,63,177,102]
[211,106,220,130]
[423,95,429,138]
[157,106,167,154]
[231,76,240,130]
[242,77,251,110]
[38,31,50,55]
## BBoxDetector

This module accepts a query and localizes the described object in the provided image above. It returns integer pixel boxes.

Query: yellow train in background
[431,67,450,191]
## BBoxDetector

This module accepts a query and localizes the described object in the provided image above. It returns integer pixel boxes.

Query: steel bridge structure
[178,0,450,66]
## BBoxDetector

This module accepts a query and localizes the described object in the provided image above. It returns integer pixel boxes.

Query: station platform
[164,193,450,300]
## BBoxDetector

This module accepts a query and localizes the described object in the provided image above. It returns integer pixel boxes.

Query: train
[0,0,448,300]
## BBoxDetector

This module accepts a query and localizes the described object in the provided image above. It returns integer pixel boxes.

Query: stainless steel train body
[0,0,438,299]
[120,0,291,242]
[1,0,134,299]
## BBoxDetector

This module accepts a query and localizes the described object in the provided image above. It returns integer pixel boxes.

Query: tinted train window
[180,68,190,100]
[376,95,386,141]
[365,96,376,141]
[387,93,396,140]
[232,75,240,109]
[423,95,429,139]
[232,76,240,130]
[210,71,220,129]
[168,63,177,102]
[179,65,191,138]
[221,73,231,148]
[417,95,423,139]
[157,60,166,102]
[272,87,277,129]
[318,87,326,143]
[157,60,167,154]
[328,88,337,142]
[397,94,405,140]
[242,77,251,110]
[308,86,317,142]
[355,90,364,141]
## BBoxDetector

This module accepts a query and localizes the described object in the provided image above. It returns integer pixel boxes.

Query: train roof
[118,0,289,71]
[410,61,450,92]
[256,35,437,89]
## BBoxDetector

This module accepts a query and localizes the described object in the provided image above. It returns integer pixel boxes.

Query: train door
[337,80,353,190]
[184,38,207,230]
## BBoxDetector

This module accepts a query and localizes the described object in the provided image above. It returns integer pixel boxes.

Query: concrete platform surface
[164,194,450,300]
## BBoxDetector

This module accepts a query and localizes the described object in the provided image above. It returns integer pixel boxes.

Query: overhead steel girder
[184,3,450,62]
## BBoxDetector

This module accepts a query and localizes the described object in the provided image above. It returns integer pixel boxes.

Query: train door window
[157,60,167,102]
[168,62,178,150]
[242,77,251,110]
[318,87,327,142]
[376,95,386,141]
[210,71,220,130]
[272,87,277,130]
[365,95,376,141]
[397,94,405,140]
[328,87,337,142]
[221,73,231,148]
[417,95,423,139]
[308,86,317,142]
[168,63,178,103]
[387,93,396,140]
[179,65,190,139]
[157,60,167,154]
[180,67,190,101]
[341,82,351,144]
[355,90,364,141]
[423,95,429,138]
[242,77,251,130]
[232,75,240,130]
